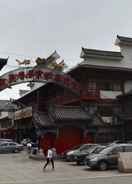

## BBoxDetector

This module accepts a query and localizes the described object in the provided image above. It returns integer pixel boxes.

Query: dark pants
[43,158,54,169]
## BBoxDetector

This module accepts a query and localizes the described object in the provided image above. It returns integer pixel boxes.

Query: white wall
[120,46,132,68]
[82,58,122,68]
[0,112,8,119]
[82,44,132,69]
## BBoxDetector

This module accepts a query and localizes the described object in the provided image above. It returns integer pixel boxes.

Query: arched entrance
[0,67,81,94]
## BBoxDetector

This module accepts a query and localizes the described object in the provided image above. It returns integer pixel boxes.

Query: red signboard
[0,67,81,94]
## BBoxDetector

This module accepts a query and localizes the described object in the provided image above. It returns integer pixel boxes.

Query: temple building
[2,36,132,153]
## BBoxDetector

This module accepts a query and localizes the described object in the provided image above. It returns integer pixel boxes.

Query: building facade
[2,35,132,153]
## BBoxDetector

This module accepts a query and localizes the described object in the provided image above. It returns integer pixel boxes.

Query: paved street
[0,151,132,184]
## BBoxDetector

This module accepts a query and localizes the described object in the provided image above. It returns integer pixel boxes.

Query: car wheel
[98,161,108,171]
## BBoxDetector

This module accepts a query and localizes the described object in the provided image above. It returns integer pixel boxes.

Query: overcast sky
[0,0,132,100]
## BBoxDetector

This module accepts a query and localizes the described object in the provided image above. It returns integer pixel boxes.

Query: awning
[15,106,32,120]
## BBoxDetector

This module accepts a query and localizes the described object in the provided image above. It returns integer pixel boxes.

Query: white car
[0,142,23,153]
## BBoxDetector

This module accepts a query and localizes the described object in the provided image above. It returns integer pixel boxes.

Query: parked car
[0,142,23,153]
[75,145,106,165]
[85,143,132,171]
[61,144,82,160]
[0,138,13,143]
[66,144,98,162]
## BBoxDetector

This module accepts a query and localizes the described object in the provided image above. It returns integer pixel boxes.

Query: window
[9,143,16,146]
[103,82,113,90]
[1,143,8,147]
[87,80,97,90]
[97,80,121,91]
[113,83,121,91]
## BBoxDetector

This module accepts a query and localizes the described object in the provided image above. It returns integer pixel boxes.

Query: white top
[27,143,32,147]
[47,149,53,158]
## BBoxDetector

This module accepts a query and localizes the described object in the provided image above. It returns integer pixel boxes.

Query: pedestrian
[27,142,32,154]
[43,147,55,171]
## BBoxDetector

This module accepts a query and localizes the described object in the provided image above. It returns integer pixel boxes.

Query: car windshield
[9,143,16,146]
[0,143,8,146]
[92,146,106,154]
[84,146,98,153]
[79,144,94,151]
[98,146,114,154]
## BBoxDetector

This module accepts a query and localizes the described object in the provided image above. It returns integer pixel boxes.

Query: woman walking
[43,147,55,171]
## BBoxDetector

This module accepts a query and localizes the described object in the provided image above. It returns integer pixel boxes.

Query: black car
[85,143,132,171]
[75,145,106,165]
[61,144,82,160]
[65,144,98,162]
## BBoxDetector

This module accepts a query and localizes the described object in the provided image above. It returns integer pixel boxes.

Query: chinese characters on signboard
[0,68,81,94]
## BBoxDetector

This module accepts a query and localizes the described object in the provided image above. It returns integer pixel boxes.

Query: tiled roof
[80,47,123,60]
[116,35,132,46]
[50,106,91,121]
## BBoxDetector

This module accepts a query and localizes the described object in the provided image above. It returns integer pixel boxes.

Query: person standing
[43,147,55,171]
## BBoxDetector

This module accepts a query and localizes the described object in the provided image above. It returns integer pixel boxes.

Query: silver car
[0,142,23,153]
